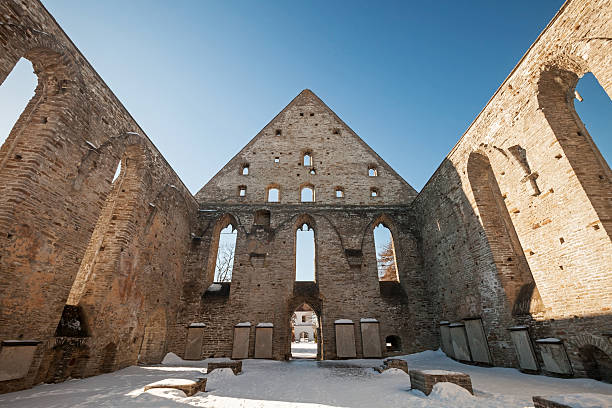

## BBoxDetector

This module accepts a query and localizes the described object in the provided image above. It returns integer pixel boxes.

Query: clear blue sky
[1,0,610,195]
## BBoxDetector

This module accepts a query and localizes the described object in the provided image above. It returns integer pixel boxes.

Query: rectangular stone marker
[449,323,472,362]
[536,338,573,375]
[334,319,356,358]
[360,318,382,358]
[184,323,206,360]
[464,317,492,364]
[0,340,40,382]
[254,323,273,359]
[509,326,538,371]
[231,322,251,359]
[439,321,454,358]
[409,369,473,395]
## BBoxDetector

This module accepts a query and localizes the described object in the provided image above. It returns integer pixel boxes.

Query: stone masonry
[0,0,610,394]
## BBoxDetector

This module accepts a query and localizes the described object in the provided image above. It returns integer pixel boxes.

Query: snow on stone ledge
[207,283,222,292]
[360,318,378,323]
[235,322,251,327]
[538,393,612,408]
[535,338,562,343]
[188,323,206,328]
[420,369,465,375]
[256,322,273,328]
[334,319,353,324]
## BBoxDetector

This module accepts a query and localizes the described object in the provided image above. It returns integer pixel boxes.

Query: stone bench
[409,369,473,396]
[144,377,207,396]
[376,358,408,374]
[533,394,612,408]
[207,360,242,375]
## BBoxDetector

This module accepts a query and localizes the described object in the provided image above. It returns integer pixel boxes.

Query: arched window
[370,188,379,197]
[214,224,237,282]
[238,185,246,197]
[335,187,344,198]
[368,166,378,177]
[267,185,280,202]
[296,223,315,281]
[574,72,611,167]
[301,185,315,202]
[373,222,399,281]
[303,152,312,166]
[242,164,249,175]
[0,58,37,149]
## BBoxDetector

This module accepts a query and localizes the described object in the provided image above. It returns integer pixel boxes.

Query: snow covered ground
[0,350,610,407]
[291,342,317,359]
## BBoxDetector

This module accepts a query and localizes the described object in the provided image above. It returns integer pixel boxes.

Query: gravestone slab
[464,318,491,364]
[231,322,251,359]
[439,321,454,358]
[360,318,382,358]
[334,320,356,358]
[409,369,473,395]
[509,326,539,371]
[0,340,40,382]
[254,323,273,359]
[184,323,205,360]
[536,339,572,375]
[449,323,472,362]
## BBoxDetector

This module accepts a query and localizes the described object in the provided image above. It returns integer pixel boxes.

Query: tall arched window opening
[373,223,399,282]
[301,185,315,202]
[296,223,315,281]
[303,152,312,166]
[267,186,280,202]
[214,224,237,282]
[0,58,37,149]
[574,72,611,169]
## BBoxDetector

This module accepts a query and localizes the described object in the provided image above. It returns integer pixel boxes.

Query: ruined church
[0,0,611,394]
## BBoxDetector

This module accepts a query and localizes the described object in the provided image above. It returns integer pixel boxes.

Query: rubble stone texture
[0,0,610,394]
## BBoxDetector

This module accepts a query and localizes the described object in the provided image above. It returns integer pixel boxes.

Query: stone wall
[0,0,197,393]
[411,0,611,372]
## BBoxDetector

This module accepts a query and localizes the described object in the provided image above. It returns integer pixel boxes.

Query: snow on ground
[0,349,610,407]
[291,342,317,359]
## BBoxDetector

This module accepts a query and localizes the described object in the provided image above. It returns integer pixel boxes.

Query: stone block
[0,341,40,382]
[464,318,491,364]
[334,320,356,358]
[207,360,242,375]
[449,323,472,362]
[379,358,408,373]
[254,323,273,359]
[509,326,538,371]
[231,323,251,359]
[536,339,573,375]
[360,318,382,358]
[533,394,612,408]
[144,377,207,396]
[409,369,473,395]
[184,324,205,360]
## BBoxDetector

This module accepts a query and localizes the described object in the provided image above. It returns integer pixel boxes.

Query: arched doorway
[579,345,612,383]
[290,303,320,359]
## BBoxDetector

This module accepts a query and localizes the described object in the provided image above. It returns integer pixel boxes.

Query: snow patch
[235,322,251,327]
[188,323,206,328]
[541,393,612,408]
[378,368,407,376]
[256,322,273,328]
[206,283,222,292]
[421,369,464,375]
[536,338,562,343]
[161,352,186,365]
[428,382,474,402]
[334,319,353,324]
[360,318,378,323]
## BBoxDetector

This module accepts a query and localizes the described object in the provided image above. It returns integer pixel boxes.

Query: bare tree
[377,241,398,281]
[214,242,235,282]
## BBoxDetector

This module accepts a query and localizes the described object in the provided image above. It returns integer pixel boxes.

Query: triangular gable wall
[195,89,416,206]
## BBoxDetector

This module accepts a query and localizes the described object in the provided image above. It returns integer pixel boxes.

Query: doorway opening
[290,303,319,359]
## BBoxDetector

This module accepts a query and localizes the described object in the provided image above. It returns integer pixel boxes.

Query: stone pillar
[463,318,492,364]
[536,338,573,376]
[439,321,454,358]
[449,323,472,362]
[254,323,273,359]
[509,326,539,371]
[231,322,251,359]
[334,319,356,359]
[184,323,206,360]
[360,318,382,358]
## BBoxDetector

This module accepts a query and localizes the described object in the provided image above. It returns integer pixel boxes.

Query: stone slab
[184,326,205,360]
[360,321,382,358]
[231,325,250,359]
[464,318,491,364]
[439,322,454,359]
[409,369,473,395]
[509,327,539,371]
[449,323,472,362]
[254,326,273,359]
[536,339,573,375]
[0,341,39,382]
[335,321,356,358]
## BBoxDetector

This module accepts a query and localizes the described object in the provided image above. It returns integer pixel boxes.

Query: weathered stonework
[0,0,610,395]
